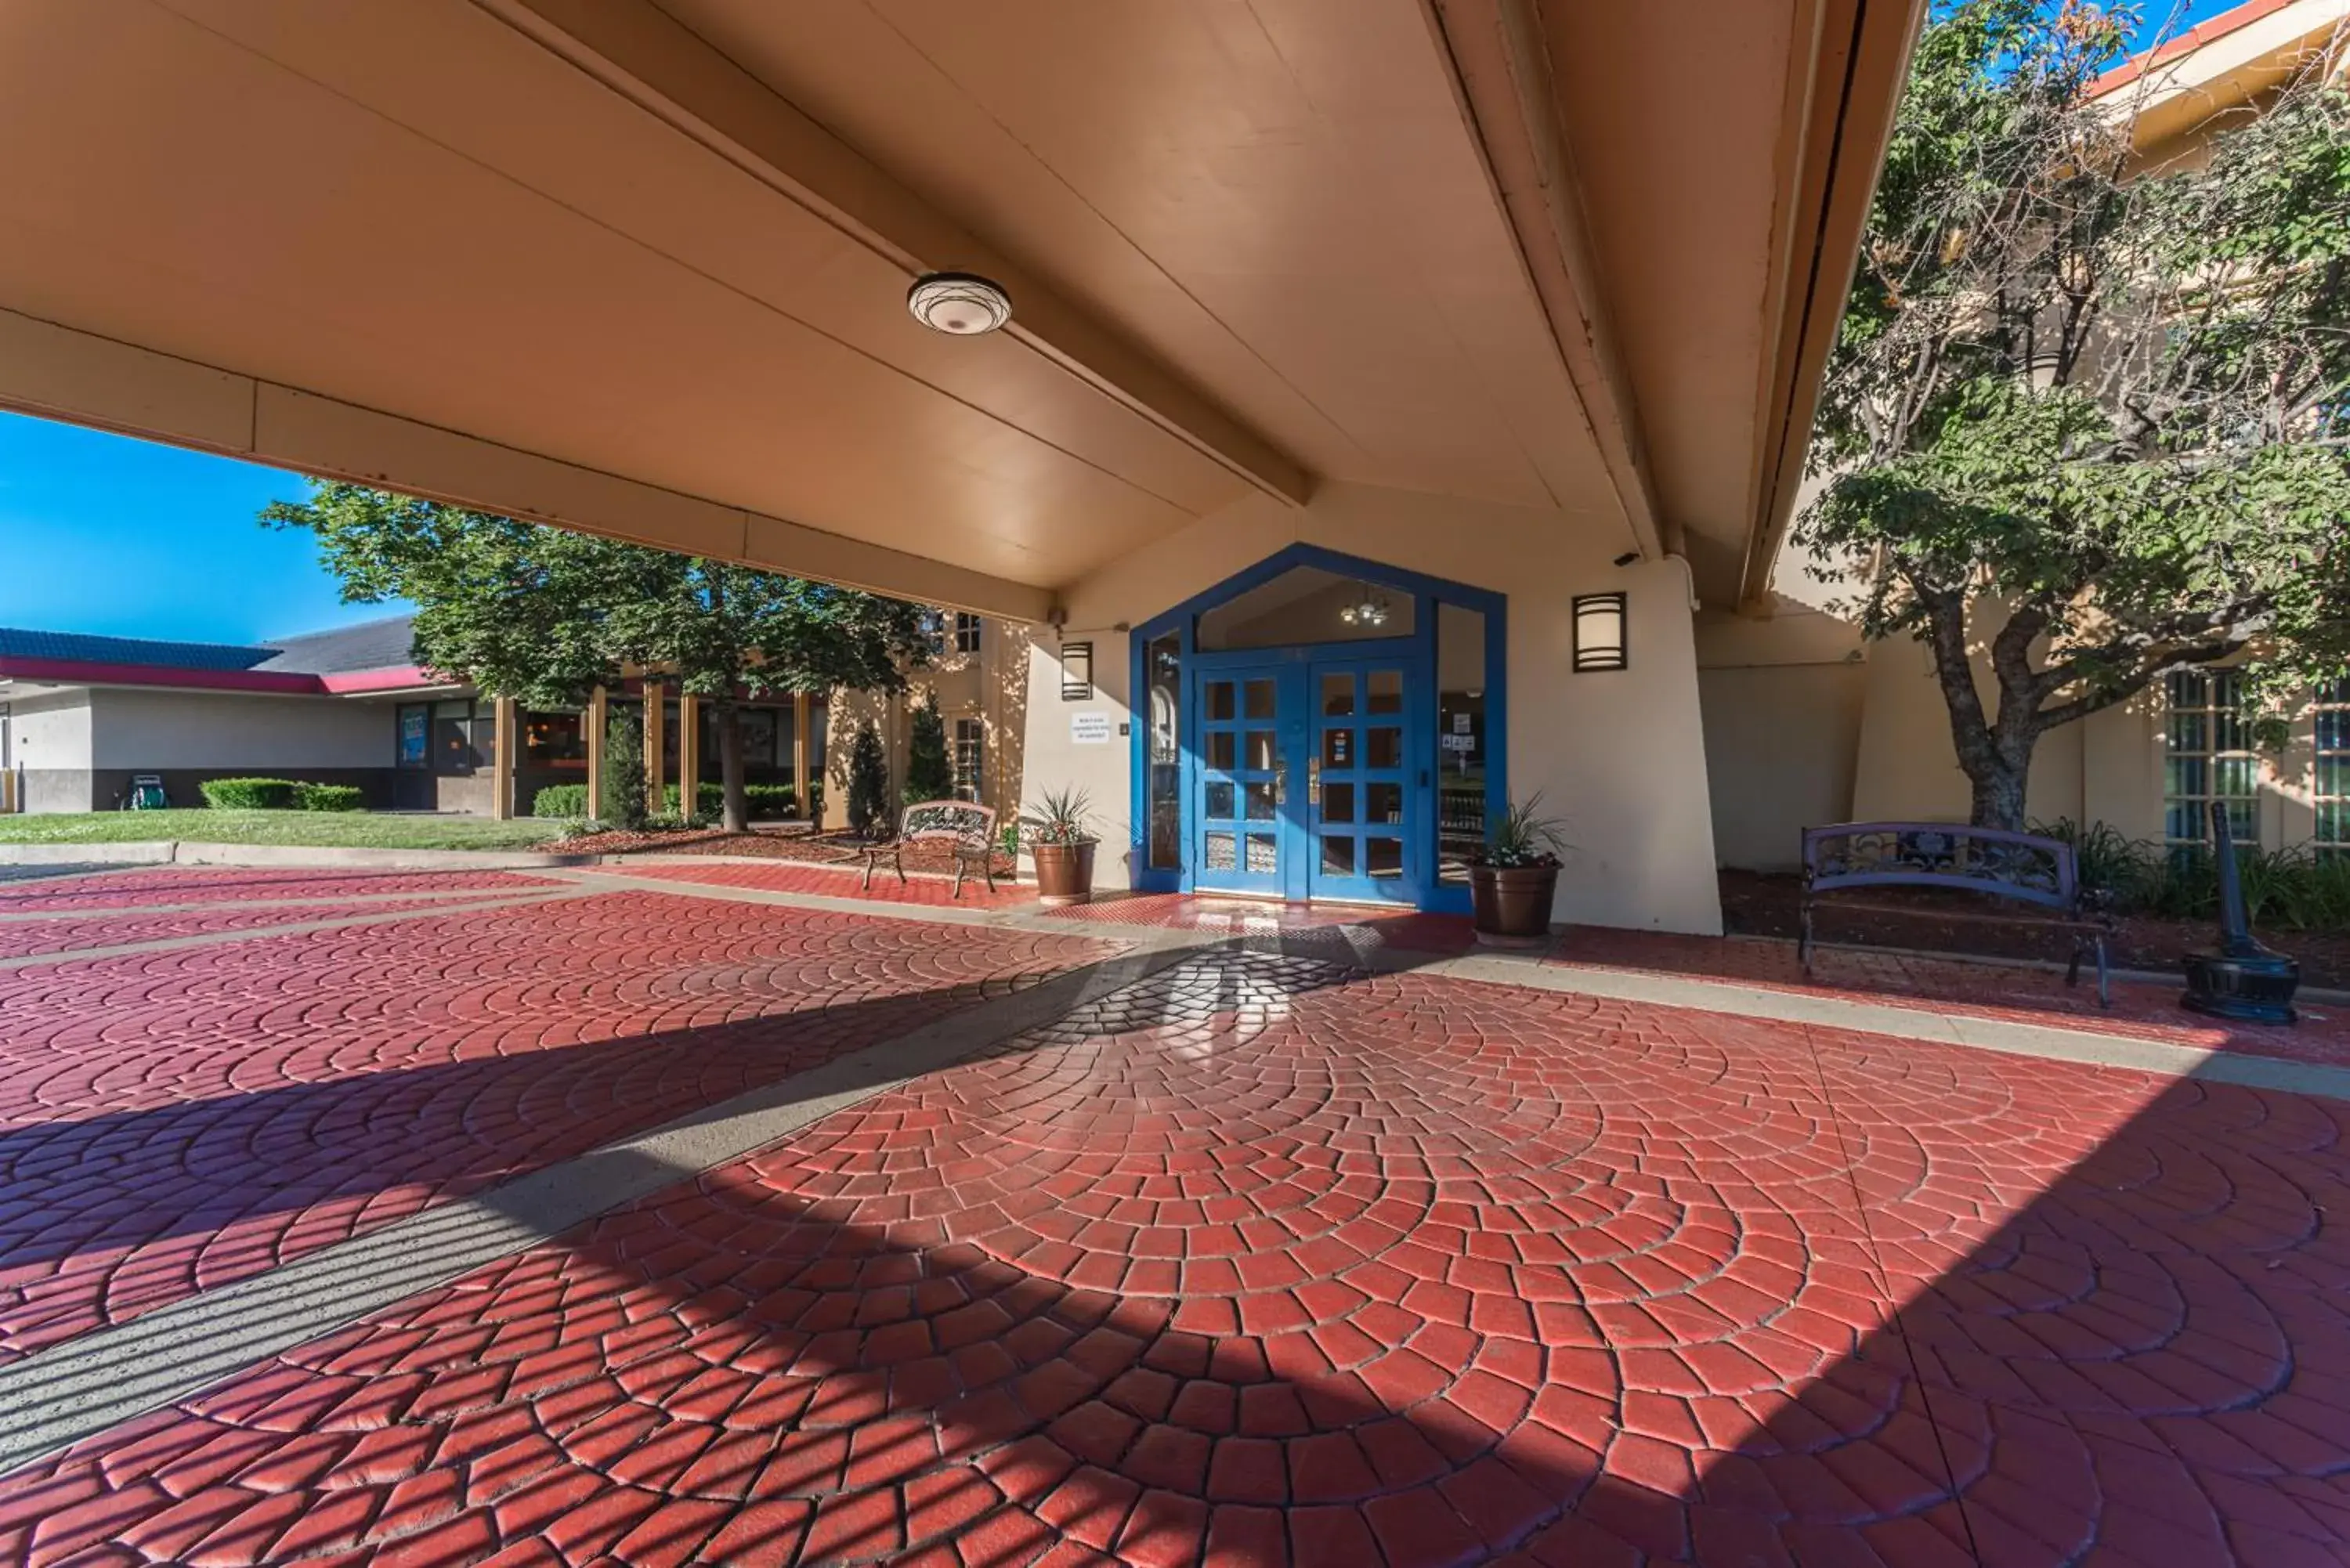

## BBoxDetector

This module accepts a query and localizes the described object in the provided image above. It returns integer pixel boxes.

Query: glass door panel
[1195,669,1286,895]
[1309,659,1415,904]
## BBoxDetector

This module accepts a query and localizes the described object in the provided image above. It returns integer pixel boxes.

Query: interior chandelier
[907,271,1012,335]
[1339,585,1390,627]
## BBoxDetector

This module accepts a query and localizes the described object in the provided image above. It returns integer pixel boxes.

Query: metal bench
[1799,822,2113,1006]
[858,800,999,898]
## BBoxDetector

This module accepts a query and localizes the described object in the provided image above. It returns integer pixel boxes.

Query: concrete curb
[0,840,602,872]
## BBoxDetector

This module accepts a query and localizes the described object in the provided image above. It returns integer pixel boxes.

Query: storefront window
[1148,634,1182,869]
[396,703,430,769]
[522,711,584,767]
[432,699,483,775]
[1435,603,1488,884]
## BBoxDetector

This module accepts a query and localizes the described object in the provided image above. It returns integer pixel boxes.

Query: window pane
[1321,674,1354,717]
[1367,669,1403,714]
[1206,681,1235,721]
[1365,727,1402,769]
[1244,680,1276,720]
[1246,833,1278,873]
[1437,603,1488,885]
[1205,831,1237,872]
[1245,782,1278,821]
[1196,565,1415,651]
[1321,728,1352,769]
[1206,781,1235,819]
[1321,781,1356,825]
[1208,732,1235,771]
[1321,836,1355,875]
[1148,635,1182,871]
[1366,782,1403,824]
[1245,731,1276,771]
[1366,837,1404,879]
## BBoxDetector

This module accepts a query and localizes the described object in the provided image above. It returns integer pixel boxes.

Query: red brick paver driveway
[2,870,2347,1566]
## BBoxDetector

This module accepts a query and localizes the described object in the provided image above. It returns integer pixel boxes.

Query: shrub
[533,783,589,818]
[602,715,647,830]
[904,693,954,804]
[847,721,889,836]
[660,782,725,817]
[2036,818,2350,932]
[295,783,364,813]
[200,778,300,811]
[744,783,797,819]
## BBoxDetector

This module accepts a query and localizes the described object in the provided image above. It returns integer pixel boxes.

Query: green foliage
[2039,818,2350,930]
[602,715,647,831]
[847,722,890,836]
[263,482,935,825]
[199,778,299,811]
[1021,785,1096,847]
[902,693,954,804]
[1799,1,2350,826]
[295,783,365,813]
[532,783,589,819]
[1474,793,1567,869]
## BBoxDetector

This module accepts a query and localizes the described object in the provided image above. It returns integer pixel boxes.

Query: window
[954,612,982,655]
[2164,670,2257,849]
[1435,602,1488,884]
[1196,565,1415,651]
[953,717,985,802]
[2318,679,2350,854]
[432,699,486,776]
[521,711,584,768]
[396,703,430,770]
[1147,634,1181,869]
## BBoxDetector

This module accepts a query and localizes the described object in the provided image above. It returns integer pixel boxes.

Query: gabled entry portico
[1130,546,1506,915]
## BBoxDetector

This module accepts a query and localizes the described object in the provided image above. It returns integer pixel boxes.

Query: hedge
[200,778,300,811]
[295,783,366,813]
[533,781,804,821]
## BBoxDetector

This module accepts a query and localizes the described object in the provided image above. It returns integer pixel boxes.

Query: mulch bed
[1722,869,2350,990]
[551,825,1020,880]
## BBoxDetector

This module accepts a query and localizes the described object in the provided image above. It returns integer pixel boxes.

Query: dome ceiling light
[908,272,1012,336]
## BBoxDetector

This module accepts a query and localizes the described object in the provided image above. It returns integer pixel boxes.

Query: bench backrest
[900,799,995,846]
[1802,822,2079,911]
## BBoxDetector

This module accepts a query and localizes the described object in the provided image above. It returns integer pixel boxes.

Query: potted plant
[1470,793,1566,946]
[1024,785,1099,906]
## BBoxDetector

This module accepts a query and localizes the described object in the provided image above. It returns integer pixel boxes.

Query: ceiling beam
[1423,0,1675,563]
[0,306,1056,623]
[472,0,1314,511]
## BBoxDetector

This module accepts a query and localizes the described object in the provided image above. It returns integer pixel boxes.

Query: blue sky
[0,411,410,645]
[0,0,2254,647]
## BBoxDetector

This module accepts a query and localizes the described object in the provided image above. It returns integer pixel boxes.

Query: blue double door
[1192,652,1421,905]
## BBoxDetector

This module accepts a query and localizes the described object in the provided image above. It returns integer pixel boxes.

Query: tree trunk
[1920,588,2043,833]
[1967,760,2030,833]
[714,694,748,833]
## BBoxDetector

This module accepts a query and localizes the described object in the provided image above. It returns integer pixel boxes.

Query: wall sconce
[1059,641,1094,700]
[1571,592,1628,672]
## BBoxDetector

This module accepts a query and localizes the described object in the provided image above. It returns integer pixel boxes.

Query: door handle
[1274,761,1287,805]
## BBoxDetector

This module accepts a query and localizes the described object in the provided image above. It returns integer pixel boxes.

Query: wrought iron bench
[858,800,999,898]
[1799,822,2113,1006]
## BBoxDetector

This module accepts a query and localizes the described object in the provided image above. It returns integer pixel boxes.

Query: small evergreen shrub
[602,716,648,830]
[847,721,889,836]
[295,783,365,813]
[903,693,955,804]
[532,783,589,818]
[200,778,299,811]
[744,783,796,819]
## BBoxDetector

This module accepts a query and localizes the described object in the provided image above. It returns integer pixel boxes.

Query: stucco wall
[9,692,96,811]
[1691,600,1865,870]
[89,688,394,769]
[1020,482,1724,935]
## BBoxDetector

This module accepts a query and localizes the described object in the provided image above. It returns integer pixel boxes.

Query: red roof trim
[2089,0,2295,96]
[0,658,450,695]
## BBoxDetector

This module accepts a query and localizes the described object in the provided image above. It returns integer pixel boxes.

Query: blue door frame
[1130,544,1506,916]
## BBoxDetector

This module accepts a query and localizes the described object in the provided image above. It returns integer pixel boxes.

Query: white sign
[1441,732,1475,753]
[1452,713,1473,734]
[1070,711,1114,745]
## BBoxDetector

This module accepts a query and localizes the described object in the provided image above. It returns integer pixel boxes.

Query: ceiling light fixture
[908,272,1012,335]
[1339,585,1390,628]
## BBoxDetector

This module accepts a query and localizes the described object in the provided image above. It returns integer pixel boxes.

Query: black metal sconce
[1060,641,1094,701]
[1571,592,1628,672]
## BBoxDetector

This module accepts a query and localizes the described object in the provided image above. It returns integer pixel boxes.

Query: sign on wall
[1070,711,1113,745]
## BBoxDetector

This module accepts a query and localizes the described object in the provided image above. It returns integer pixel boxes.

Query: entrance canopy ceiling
[0,0,1922,615]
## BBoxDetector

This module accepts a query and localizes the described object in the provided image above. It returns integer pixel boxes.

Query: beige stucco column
[584,685,607,821]
[678,692,700,815]
[489,695,518,820]
[642,678,666,810]
[792,690,811,820]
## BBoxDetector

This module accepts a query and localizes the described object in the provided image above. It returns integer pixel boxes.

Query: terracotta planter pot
[1032,840,1097,906]
[1470,863,1559,946]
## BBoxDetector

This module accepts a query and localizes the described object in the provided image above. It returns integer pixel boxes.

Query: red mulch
[1722,869,2350,989]
[551,826,1020,879]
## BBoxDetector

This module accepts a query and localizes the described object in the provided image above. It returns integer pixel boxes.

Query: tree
[266,484,935,830]
[1796,1,2350,829]
[846,721,891,835]
[903,692,954,804]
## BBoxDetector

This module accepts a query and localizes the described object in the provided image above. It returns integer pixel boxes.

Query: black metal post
[2180,801,2299,1024]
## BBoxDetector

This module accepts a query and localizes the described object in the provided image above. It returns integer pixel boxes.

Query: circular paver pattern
[4,945,2348,1565]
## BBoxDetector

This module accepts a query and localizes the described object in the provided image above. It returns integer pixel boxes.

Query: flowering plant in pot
[1022,785,1099,906]
[1469,793,1566,945]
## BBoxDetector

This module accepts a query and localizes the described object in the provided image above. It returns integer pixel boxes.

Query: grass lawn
[0,810,571,852]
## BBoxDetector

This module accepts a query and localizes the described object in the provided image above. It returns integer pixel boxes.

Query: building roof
[0,614,438,696]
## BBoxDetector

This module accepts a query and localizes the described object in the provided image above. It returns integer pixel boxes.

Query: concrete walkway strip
[0,938,1210,1477]
[0,889,595,971]
[0,889,567,922]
